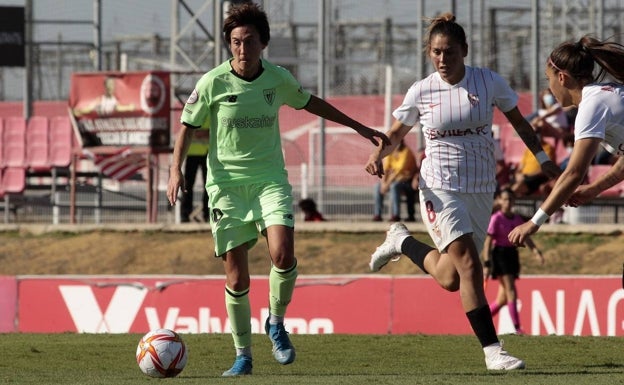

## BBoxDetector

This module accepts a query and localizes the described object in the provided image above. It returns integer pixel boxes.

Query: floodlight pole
[24,0,32,120]
[317,0,327,213]
[93,0,102,70]
[531,0,540,114]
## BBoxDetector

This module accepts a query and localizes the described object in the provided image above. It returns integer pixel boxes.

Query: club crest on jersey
[467,93,479,106]
[263,88,276,105]
[186,89,199,104]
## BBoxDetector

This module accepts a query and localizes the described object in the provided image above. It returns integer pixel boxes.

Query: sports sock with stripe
[225,286,252,350]
[269,259,298,318]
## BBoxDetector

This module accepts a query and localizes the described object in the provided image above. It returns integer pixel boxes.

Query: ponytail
[548,35,624,84]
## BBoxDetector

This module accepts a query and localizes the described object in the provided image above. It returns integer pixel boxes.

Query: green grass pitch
[0,333,622,384]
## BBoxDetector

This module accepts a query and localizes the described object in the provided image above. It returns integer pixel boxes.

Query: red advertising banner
[14,275,624,336]
[69,71,170,148]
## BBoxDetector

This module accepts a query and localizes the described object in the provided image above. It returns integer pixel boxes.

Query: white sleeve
[574,96,607,142]
[392,84,421,127]
[491,71,518,113]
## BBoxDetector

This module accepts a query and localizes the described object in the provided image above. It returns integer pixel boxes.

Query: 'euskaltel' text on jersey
[393,66,518,193]
[574,83,624,155]
[181,59,311,187]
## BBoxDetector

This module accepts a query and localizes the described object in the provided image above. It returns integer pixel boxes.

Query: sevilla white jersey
[393,66,518,193]
[574,83,624,155]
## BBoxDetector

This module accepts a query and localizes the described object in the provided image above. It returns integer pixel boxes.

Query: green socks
[269,259,298,317]
[225,286,252,349]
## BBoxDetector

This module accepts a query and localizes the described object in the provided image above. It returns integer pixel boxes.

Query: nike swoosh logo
[429,103,440,108]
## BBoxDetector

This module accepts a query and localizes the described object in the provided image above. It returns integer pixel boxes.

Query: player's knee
[438,274,460,292]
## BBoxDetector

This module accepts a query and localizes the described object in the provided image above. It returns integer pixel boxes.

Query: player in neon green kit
[167,2,389,377]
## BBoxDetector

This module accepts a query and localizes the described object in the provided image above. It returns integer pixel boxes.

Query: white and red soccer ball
[136,328,188,378]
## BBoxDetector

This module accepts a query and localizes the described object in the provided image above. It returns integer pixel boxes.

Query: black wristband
[483,260,492,268]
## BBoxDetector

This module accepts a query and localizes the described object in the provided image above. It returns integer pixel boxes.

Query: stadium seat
[2,117,26,168]
[49,116,73,168]
[1,167,26,194]
[25,116,50,171]
[0,167,26,224]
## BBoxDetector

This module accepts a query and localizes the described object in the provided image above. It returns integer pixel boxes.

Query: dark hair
[298,198,317,212]
[548,35,624,83]
[424,13,467,53]
[223,2,270,45]
[496,187,515,200]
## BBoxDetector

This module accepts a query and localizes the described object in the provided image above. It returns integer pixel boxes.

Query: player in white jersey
[166,2,389,377]
[366,13,561,371]
[509,36,624,243]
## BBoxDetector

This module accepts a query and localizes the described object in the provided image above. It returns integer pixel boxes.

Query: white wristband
[535,151,550,165]
[530,208,549,226]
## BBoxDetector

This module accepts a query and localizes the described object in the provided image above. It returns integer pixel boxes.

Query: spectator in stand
[529,88,572,145]
[494,135,512,191]
[483,188,544,334]
[557,134,575,171]
[298,198,326,222]
[181,127,209,223]
[510,128,557,197]
[372,139,418,222]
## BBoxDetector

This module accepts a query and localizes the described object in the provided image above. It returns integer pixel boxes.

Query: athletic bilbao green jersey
[181,59,311,187]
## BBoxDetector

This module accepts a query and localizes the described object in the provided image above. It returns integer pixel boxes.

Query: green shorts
[207,181,294,256]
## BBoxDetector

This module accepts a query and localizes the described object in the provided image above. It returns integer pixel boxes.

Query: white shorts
[419,188,493,254]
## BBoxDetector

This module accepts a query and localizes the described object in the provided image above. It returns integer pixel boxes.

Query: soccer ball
[136,328,188,378]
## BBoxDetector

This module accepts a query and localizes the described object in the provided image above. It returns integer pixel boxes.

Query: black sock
[466,305,499,348]
[401,237,434,274]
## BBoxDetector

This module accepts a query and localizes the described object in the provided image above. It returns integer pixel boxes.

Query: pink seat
[3,117,26,168]
[49,116,73,167]
[26,116,50,170]
[2,167,26,194]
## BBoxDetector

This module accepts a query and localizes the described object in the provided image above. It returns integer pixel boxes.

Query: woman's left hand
[508,221,539,246]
